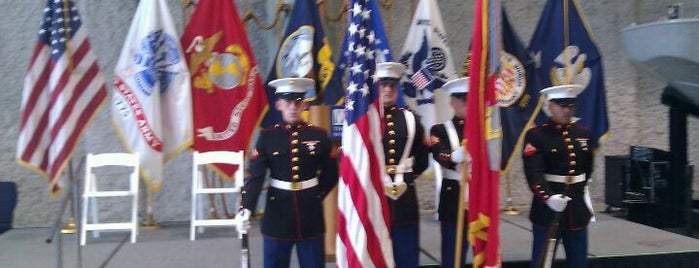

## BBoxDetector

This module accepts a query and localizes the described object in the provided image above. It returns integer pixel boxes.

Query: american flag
[17,0,107,194]
[335,0,394,267]
[410,65,435,91]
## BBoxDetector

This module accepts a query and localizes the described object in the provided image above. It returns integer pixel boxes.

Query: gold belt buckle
[290,181,301,191]
[386,165,396,174]
[566,176,574,185]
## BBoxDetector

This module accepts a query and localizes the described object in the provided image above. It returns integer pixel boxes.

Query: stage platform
[1,211,697,267]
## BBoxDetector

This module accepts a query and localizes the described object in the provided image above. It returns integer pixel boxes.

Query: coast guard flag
[399,0,457,130]
[261,0,336,127]
[498,7,541,173]
[112,0,192,191]
[529,0,609,149]
[336,1,394,267]
[326,0,405,107]
[466,0,503,267]
[182,0,268,178]
[17,0,107,195]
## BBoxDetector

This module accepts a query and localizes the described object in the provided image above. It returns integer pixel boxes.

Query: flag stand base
[140,213,161,230]
[502,203,521,216]
[60,217,76,234]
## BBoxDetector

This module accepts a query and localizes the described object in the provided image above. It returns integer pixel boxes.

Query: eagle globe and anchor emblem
[185,32,255,141]
[277,26,315,79]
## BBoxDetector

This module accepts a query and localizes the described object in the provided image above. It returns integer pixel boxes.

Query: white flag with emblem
[399,0,458,130]
[398,0,459,210]
[111,0,192,191]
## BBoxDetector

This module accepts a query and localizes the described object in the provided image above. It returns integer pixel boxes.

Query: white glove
[234,208,251,237]
[584,186,595,222]
[451,146,466,163]
[545,194,571,212]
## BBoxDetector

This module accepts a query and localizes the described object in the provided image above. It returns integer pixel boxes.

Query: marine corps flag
[399,0,458,130]
[182,0,267,178]
[498,7,541,174]
[529,0,609,149]
[112,0,192,191]
[261,0,336,127]
[466,0,503,267]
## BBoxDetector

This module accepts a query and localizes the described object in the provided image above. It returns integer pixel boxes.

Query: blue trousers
[263,236,324,268]
[391,223,419,268]
[531,224,588,268]
[441,221,469,268]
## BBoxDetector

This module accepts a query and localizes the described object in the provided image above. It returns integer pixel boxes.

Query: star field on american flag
[40,0,81,59]
[344,0,379,125]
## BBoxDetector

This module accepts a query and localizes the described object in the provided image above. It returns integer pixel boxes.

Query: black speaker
[604,155,628,208]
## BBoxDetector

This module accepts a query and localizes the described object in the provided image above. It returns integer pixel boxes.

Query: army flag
[326,0,404,107]
[112,0,192,191]
[17,0,107,195]
[466,0,503,267]
[261,0,337,127]
[398,0,457,130]
[336,1,395,267]
[529,0,609,149]
[181,0,268,178]
[498,7,541,174]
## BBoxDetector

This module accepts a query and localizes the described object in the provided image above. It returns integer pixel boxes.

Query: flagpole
[453,142,469,268]
[501,172,520,215]
[140,188,161,230]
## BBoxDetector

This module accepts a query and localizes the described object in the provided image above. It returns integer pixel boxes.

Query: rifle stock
[536,212,560,268]
[536,188,569,268]
[241,230,250,268]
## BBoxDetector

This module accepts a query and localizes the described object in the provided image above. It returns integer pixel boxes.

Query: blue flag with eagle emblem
[528,0,609,149]
[261,0,337,127]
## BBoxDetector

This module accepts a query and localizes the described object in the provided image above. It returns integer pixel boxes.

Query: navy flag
[262,0,336,126]
[528,0,609,149]
[325,0,405,107]
[498,7,542,173]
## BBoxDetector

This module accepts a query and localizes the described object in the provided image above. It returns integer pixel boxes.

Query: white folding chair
[190,150,244,240]
[80,153,139,246]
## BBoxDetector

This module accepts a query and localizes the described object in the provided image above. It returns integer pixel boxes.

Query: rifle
[536,191,568,268]
[536,212,560,268]
[238,191,250,268]
[240,227,250,268]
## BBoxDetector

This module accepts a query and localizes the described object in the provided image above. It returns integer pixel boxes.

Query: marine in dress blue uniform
[239,78,338,268]
[377,62,429,268]
[429,77,470,268]
[522,84,594,268]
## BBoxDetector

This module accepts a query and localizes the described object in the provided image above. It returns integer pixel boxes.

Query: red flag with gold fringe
[181,0,268,178]
[466,0,503,267]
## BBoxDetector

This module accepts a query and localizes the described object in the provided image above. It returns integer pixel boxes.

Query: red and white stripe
[336,101,394,268]
[17,27,106,194]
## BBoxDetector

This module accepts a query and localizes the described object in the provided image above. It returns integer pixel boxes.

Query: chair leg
[131,190,138,243]
[80,194,88,246]
[197,194,206,234]
[90,197,100,238]
[190,178,197,241]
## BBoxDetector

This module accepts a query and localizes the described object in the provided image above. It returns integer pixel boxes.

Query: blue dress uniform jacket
[242,122,338,240]
[430,117,465,224]
[522,120,594,230]
[383,106,429,225]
